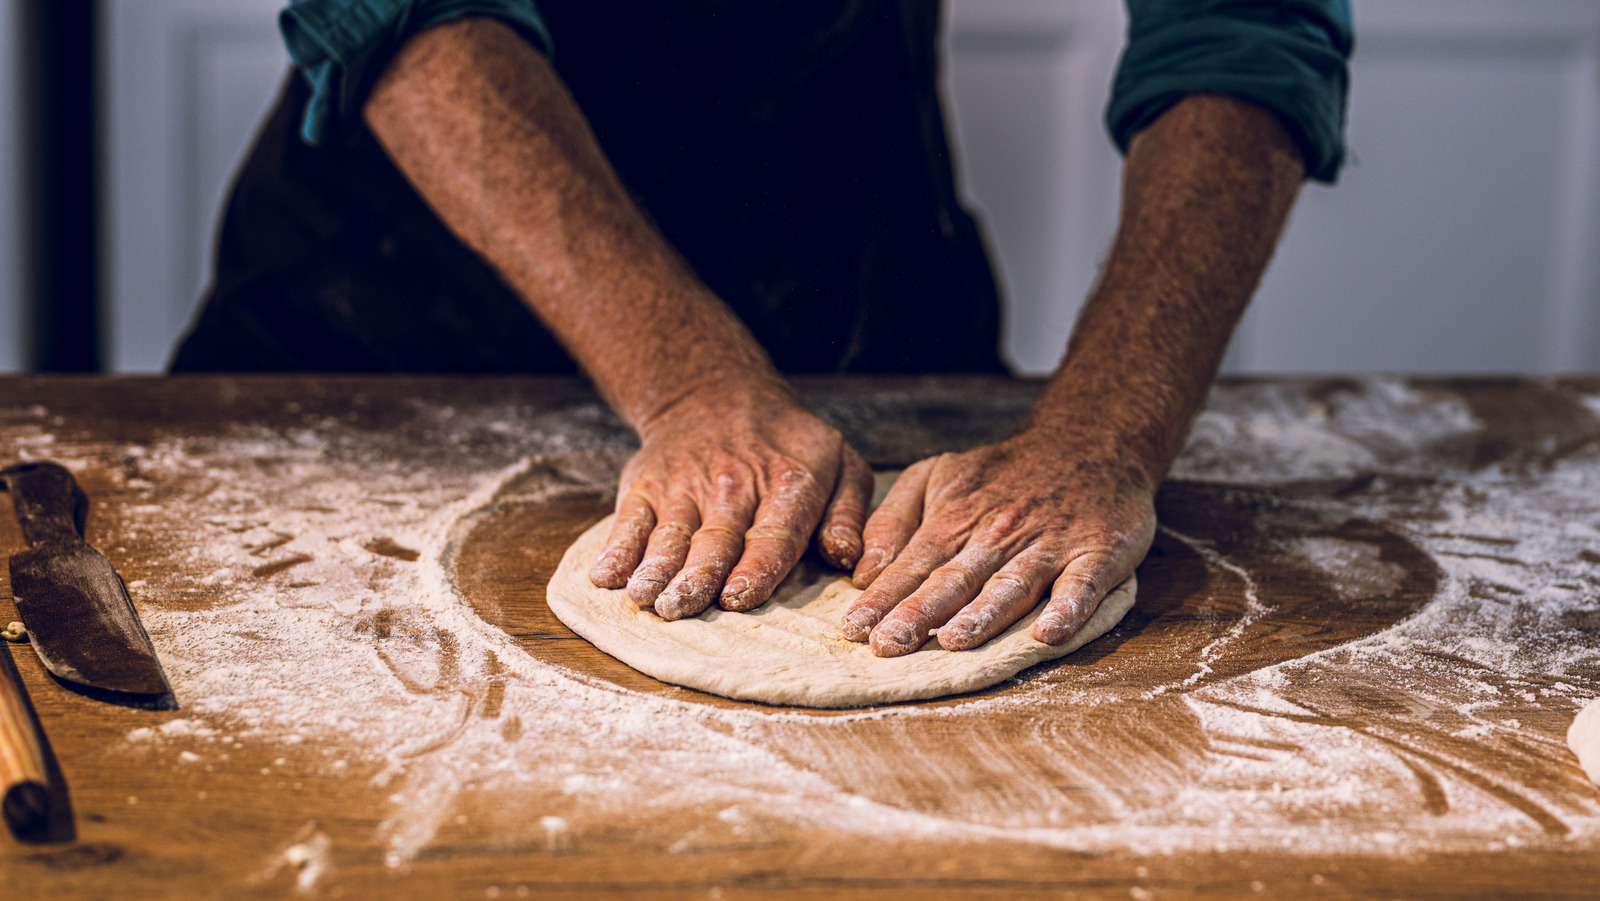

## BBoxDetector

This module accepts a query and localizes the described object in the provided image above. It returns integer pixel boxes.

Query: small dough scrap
[546,515,1136,708]
[1569,696,1600,785]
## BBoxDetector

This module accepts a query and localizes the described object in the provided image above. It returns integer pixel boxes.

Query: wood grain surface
[0,375,1598,899]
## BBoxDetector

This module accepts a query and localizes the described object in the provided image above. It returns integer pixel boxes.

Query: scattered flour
[252,822,334,894]
[1173,378,1480,483]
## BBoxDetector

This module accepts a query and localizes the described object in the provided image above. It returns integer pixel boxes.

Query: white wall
[97,0,1600,376]
[944,0,1125,375]
[0,0,22,372]
[943,0,1600,376]
[1236,1,1600,374]
[101,0,286,372]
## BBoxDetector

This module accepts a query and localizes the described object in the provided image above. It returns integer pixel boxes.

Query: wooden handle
[0,461,90,547]
[0,646,50,839]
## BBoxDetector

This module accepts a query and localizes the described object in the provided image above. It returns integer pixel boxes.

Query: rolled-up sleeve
[279,0,552,145]
[1105,0,1353,182]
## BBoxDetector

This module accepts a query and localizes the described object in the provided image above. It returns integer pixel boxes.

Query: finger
[869,544,1004,658]
[1031,552,1118,645]
[590,492,656,588]
[838,526,956,642]
[816,448,874,570]
[720,467,828,612]
[627,499,700,610]
[655,482,755,621]
[851,458,933,590]
[937,547,1059,651]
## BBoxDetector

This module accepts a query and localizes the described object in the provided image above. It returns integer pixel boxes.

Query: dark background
[17,0,98,371]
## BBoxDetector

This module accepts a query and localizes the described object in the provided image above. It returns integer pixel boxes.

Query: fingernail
[840,608,880,641]
[938,623,974,651]
[821,527,861,566]
[628,573,664,591]
[590,556,623,587]
[857,549,884,574]
[1033,610,1067,644]
[656,582,700,621]
[870,621,917,656]
[627,573,666,608]
[720,577,758,611]
[878,622,912,645]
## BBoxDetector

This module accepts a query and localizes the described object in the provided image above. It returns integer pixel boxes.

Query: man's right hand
[588,380,875,620]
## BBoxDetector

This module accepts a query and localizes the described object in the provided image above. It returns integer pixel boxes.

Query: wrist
[634,368,800,441]
[1011,402,1169,496]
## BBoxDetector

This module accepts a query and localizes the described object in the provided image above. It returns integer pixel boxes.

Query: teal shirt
[1106,0,1353,182]
[280,0,1351,181]
[278,0,551,145]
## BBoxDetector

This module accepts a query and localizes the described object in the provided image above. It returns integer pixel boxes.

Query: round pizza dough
[545,514,1137,708]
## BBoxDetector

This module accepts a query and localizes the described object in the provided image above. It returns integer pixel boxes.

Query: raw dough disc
[1569,697,1600,785]
[545,515,1137,708]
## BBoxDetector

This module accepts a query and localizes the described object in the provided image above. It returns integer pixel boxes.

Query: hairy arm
[364,17,767,426]
[843,93,1305,654]
[364,18,873,620]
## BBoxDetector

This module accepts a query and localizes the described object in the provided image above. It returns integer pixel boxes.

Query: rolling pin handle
[0,646,51,841]
[3,780,49,839]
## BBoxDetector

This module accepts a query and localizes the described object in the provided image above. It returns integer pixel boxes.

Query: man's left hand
[838,427,1156,656]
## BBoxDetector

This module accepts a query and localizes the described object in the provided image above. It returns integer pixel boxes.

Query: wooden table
[3,375,1600,899]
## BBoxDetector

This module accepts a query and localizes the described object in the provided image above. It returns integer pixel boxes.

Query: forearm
[362,17,785,431]
[1026,93,1306,487]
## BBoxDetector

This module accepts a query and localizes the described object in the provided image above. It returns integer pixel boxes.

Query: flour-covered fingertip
[869,620,920,657]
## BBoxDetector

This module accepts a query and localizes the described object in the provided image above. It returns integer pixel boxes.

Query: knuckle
[859,535,898,553]
[653,520,695,542]
[1085,524,1133,548]
[861,508,908,536]
[711,464,756,501]
[894,598,934,622]
[982,505,1028,537]
[633,556,675,579]
[857,539,900,568]
[951,542,1002,575]
[920,522,968,554]
[844,594,887,617]
[745,523,806,548]
[673,567,716,593]
[1054,568,1102,599]
[926,565,980,598]
[843,450,870,477]
[821,521,859,541]
[829,489,869,515]
[985,570,1032,600]
[694,522,745,545]
[856,573,908,606]
[619,516,654,541]
[771,462,821,496]
[827,505,867,529]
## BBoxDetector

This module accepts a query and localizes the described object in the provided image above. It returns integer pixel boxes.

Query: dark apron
[171,0,1005,375]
